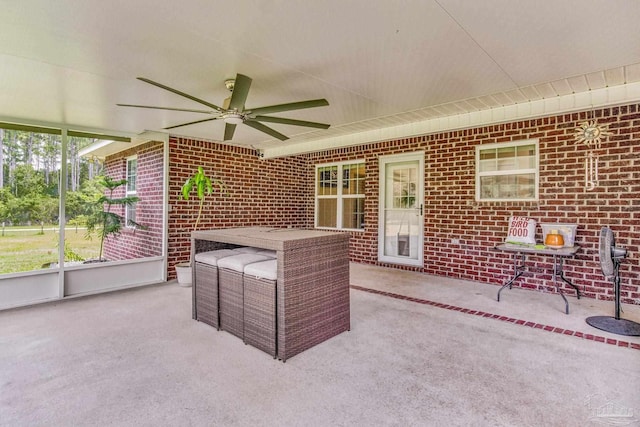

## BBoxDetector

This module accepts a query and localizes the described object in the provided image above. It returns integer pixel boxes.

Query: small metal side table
[495,244,581,314]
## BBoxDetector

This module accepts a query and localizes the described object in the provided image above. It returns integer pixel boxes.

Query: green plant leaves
[180,166,227,230]
[84,175,148,260]
[183,166,214,200]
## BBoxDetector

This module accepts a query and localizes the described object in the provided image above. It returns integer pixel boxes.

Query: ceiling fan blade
[116,104,214,114]
[224,123,237,141]
[227,74,252,112]
[163,117,219,130]
[251,115,330,129]
[243,120,289,141]
[248,99,329,116]
[137,77,224,112]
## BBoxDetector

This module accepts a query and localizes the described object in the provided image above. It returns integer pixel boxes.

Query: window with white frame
[475,139,539,201]
[316,161,365,230]
[125,156,137,226]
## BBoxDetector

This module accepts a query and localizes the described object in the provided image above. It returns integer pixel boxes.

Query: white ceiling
[2,0,640,157]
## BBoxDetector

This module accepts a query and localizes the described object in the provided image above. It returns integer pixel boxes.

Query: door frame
[377,151,425,267]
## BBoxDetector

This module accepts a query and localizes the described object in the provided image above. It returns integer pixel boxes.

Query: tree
[65,177,104,225]
[85,175,146,261]
[0,127,105,229]
[87,155,103,180]
[68,136,79,191]
[40,134,60,187]
[10,164,45,198]
[0,128,4,188]
[66,136,100,191]
[30,195,58,233]
[0,188,14,226]
[3,130,23,189]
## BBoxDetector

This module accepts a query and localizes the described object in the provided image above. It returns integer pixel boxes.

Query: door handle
[417,204,423,216]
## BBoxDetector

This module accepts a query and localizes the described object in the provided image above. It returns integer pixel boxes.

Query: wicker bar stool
[217,253,271,340]
[243,259,278,358]
[194,249,239,329]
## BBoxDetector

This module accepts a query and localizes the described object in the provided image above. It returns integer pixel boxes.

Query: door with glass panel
[378,153,424,266]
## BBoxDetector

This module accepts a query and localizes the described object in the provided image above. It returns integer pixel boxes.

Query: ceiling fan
[117,73,330,141]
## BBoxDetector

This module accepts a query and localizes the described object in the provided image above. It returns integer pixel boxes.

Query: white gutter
[261,81,640,159]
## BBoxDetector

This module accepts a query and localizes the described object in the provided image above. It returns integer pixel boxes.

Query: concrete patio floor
[350,263,640,350]
[1,262,639,426]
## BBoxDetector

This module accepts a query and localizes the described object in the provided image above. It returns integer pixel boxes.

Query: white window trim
[315,160,365,231]
[125,155,137,227]
[475,139,539,202]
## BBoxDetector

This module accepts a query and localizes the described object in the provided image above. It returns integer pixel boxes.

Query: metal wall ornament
[584,151,599,191]
[575,119,610,191]
[574,120,611,150]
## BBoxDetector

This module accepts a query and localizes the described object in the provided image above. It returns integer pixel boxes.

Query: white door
[378,152,424,267]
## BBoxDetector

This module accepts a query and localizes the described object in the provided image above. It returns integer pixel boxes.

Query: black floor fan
[586,227,640,336]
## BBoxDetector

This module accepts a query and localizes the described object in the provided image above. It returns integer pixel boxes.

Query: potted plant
[175,166,226,286]
[85,175,146,262]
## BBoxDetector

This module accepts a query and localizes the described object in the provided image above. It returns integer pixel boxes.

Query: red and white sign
[506,216,536,244]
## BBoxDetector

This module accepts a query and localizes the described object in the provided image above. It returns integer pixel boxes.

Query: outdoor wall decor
[574,118,610,191]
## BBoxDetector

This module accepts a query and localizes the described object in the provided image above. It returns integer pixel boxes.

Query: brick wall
[306,104,640,304]
[105,104,639,304]
[166,137,310,279]
[103,141,164,260]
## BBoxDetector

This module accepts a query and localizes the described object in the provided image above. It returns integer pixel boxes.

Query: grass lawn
[0,226,100,274]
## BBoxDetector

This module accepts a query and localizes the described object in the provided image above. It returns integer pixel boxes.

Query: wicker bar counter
[191,227,350,362]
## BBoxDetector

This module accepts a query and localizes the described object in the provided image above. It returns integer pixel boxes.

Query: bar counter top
[192,227,346,251]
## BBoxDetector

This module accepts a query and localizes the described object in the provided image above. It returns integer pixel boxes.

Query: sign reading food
[505,216,536,244]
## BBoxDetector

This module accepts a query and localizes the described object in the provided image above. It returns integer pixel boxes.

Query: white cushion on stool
[217,253,271,272]
[194,249,239,265]
[234,247,261,254]
[244,259,277,280]
[256,249,277,259]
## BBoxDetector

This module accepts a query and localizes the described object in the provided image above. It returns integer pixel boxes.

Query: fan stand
[586,260,640,336]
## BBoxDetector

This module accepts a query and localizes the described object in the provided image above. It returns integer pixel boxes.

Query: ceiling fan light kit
[117,73,330,142]
[222,113,244,125]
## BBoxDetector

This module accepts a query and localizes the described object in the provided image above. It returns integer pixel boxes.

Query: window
[316,161,365,230]
[476,140,538,201]
[125,156,137,226]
